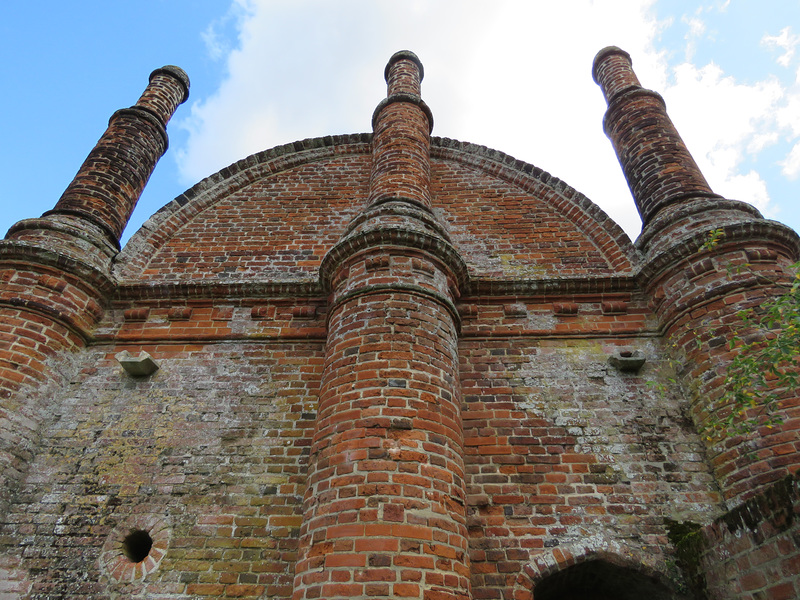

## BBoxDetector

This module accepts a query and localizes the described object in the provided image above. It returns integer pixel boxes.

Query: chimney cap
[384,50,424,83]
[592,46,632,84]
[149,65,190,104]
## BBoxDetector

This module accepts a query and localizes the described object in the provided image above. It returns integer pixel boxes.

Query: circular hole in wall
[122,529,153,563]
[101,516,171,581]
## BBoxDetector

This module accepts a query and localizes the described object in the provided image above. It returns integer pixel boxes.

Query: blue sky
[1,1,798,246]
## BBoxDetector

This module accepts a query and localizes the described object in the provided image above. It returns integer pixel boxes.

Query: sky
[1,1,798,247]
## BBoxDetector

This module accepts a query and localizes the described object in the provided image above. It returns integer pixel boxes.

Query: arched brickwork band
[513,544,683,600]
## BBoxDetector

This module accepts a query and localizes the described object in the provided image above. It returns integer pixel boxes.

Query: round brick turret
[293,52,471,600]
[0,66,189,522]
[595,47,800,506]
[640,224,800,506]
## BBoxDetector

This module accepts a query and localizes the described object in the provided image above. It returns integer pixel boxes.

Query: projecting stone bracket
[116,350,159,377]
[608,349,646,373]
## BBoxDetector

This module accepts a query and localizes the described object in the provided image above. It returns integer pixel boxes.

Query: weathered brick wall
[671,474,800,600]
[0,64,189,534]
[0,327,322,598]
[2,47,799,600]
[459,308,722,598]
[430,141,636,279]
[0,135,728,598]
[0,257,108,524]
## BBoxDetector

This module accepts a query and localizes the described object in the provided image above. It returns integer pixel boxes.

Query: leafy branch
[658,229,800,441]
[711,263,800,438]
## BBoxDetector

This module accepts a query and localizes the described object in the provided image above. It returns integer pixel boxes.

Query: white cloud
[781,142,800,179]
[760,28,800,181]
[682,15,706,61]
[762,27,800,68]
[176,0,669,239]
[200,0,252,62]
[201,25,231,62]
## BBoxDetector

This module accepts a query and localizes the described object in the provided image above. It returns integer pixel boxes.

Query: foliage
[702,229,800,439]
[655,229,800,441]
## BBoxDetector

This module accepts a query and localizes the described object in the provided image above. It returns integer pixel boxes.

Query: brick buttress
[0,66,189,521]
[292,51,471,600]
[594,47,800,506]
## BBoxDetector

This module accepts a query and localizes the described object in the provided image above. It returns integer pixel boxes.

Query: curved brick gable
[138,155,371,283]
[116,135,372,282]
[117,137,637,284]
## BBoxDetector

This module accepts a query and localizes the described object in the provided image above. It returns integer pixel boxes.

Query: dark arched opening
[534,559,685,600]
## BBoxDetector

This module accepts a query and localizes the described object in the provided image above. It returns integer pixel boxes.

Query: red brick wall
[1,130,796,599]
[675,474,800,600]
[120,139,636,285]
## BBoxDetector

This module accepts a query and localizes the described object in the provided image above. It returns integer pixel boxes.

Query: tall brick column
[0,66,189,521]
[592,48,720,227]
[293,52,471,600]
[594,47,800,505]
[47,65,189,245]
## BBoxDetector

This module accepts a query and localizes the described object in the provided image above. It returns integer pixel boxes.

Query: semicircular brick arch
[513,541,679,600]
[115,134,640,284]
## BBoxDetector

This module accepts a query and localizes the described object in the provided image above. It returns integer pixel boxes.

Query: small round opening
[122,529,153,563]
[619,350,633,358]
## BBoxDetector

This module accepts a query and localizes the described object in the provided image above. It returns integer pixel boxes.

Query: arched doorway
[534,559,686,600]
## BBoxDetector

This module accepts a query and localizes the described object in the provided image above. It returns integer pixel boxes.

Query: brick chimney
[595,46,800,506]
[47,65,189,246]
[592,47,719,231]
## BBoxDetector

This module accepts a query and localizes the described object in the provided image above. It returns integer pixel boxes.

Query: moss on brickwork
[665,518,708,600]
[720,473,797,537]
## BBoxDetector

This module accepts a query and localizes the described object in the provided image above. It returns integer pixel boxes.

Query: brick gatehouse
[0,49,797,599]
